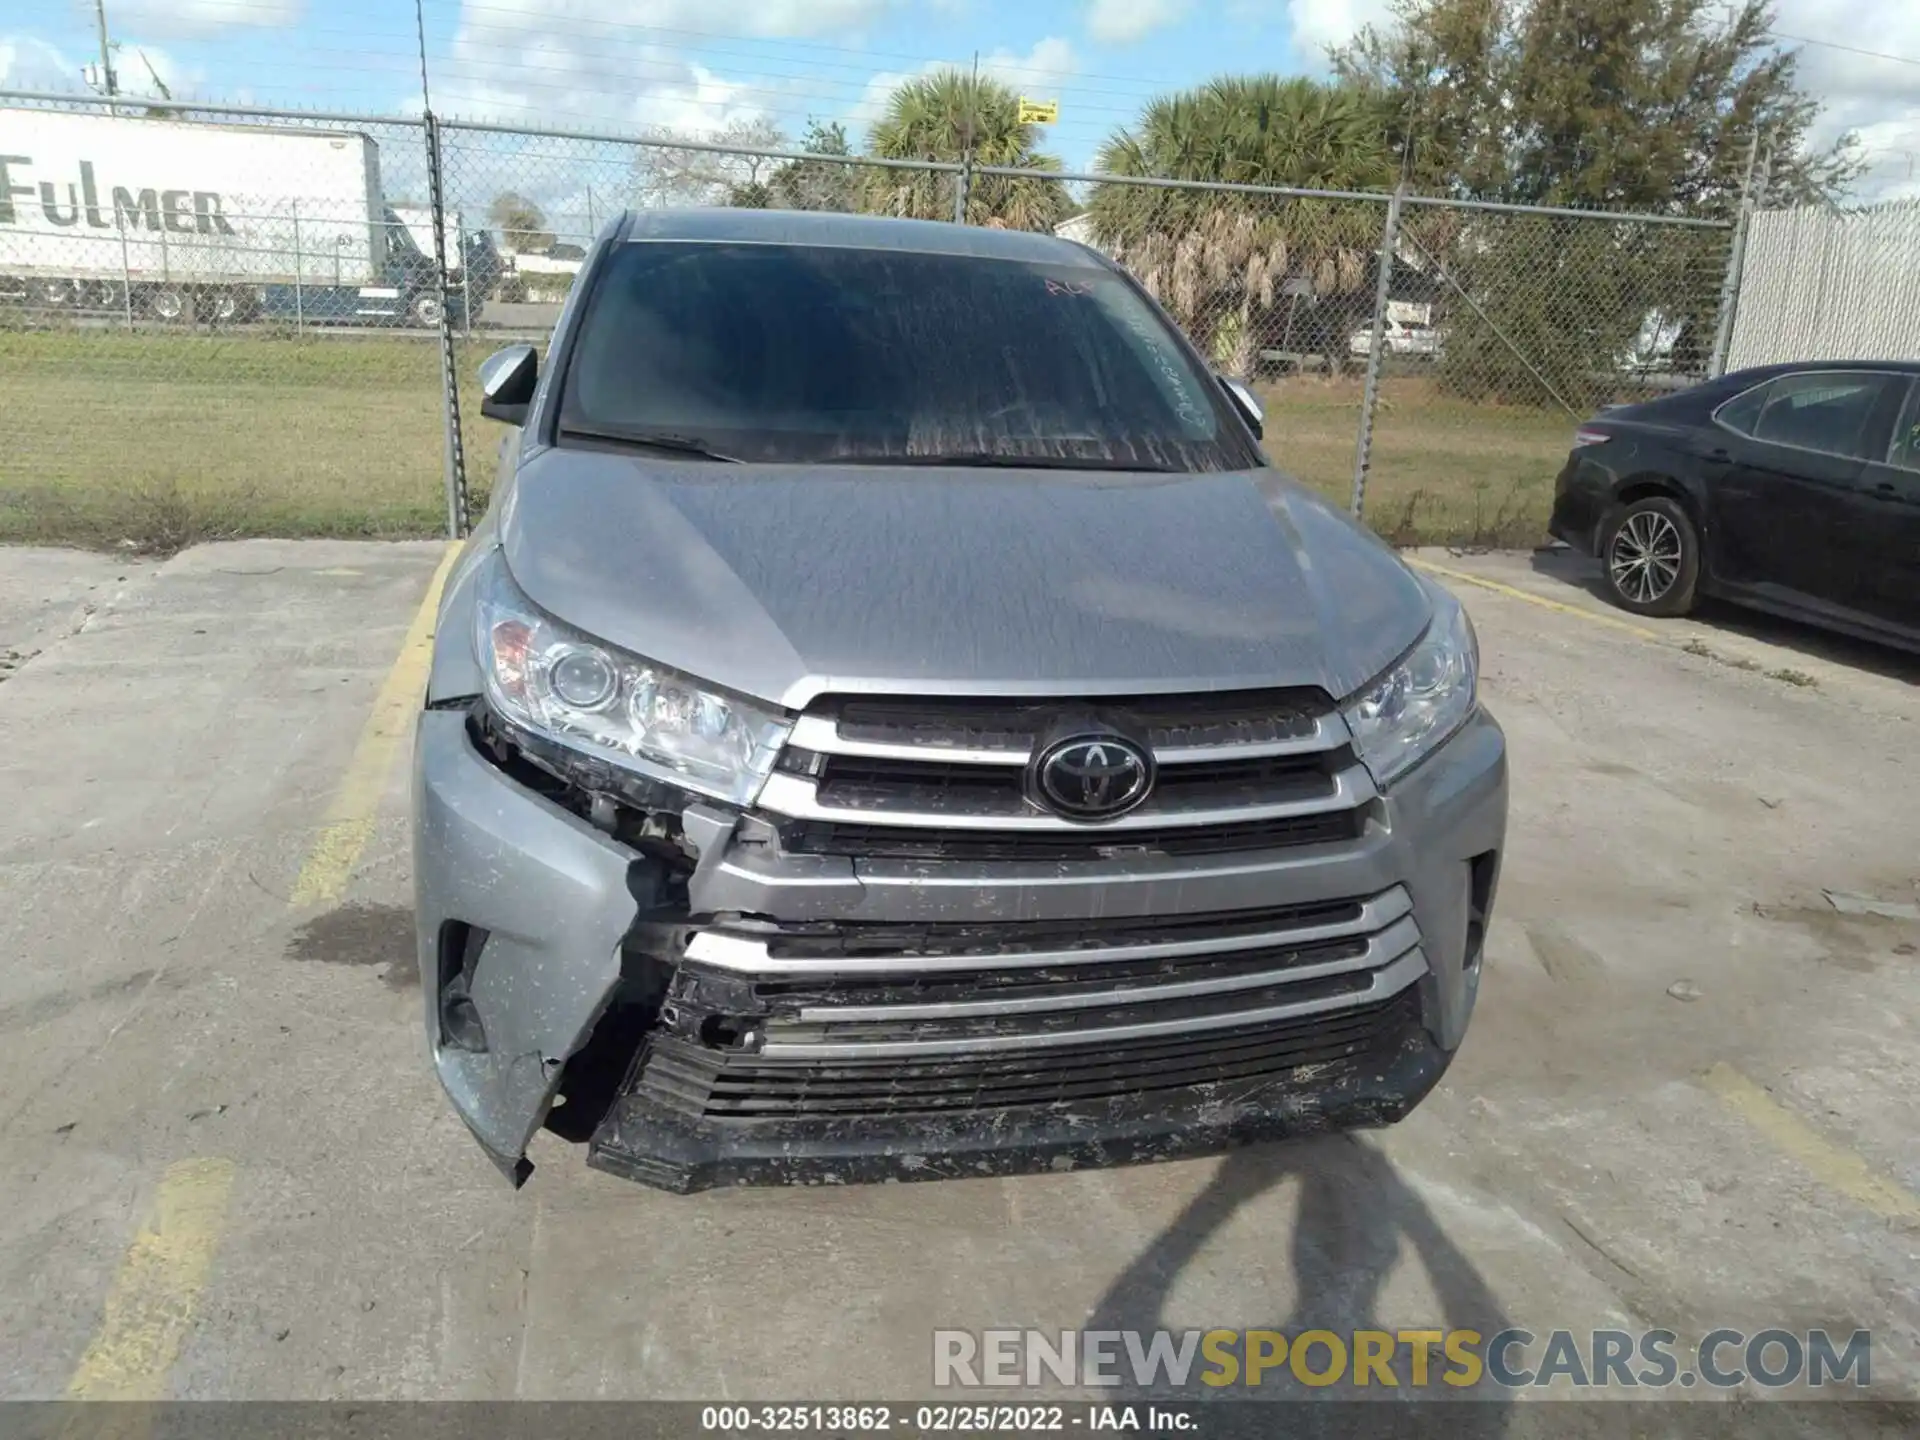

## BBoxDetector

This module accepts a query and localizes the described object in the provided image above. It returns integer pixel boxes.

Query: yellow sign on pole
[1017,98,1059,125]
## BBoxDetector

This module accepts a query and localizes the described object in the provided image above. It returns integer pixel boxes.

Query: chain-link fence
[1357,198,1734,545]
[1035,169,1735,542]
[0,93,469,548]
[1049,170,1392,519]
[2,87,1747,551]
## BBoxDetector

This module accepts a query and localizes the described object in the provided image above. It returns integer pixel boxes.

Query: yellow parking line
[288,542,462,910]
[1406,557,1663,642]
[1704,1063,1920,1223]
[66,1157,238,1400]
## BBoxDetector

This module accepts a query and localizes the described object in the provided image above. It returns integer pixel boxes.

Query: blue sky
[4,0,1916,197]
[5,1,1357,172]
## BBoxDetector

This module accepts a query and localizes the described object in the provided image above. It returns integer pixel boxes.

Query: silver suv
[412,209,1508,1192]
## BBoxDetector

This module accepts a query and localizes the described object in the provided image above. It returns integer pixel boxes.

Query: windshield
[558,240,1256,470]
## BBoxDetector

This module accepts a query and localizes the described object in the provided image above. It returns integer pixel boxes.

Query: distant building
[1053,212,1100,250]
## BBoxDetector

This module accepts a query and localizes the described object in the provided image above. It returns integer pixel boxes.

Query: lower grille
[635,987,1418,1119]
[781,808,1365,861]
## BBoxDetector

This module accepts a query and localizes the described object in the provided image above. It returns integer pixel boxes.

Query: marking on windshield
[1044,277,1095,297]
[1115,306,1208,430]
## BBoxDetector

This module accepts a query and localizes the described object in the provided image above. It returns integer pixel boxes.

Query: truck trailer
[0,105,492,327]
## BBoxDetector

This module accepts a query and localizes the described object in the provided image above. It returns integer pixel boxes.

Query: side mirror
[1217,373,1264,440]
[479,343,538,425]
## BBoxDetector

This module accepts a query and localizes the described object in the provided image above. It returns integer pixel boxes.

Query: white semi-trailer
[0,106,497,325]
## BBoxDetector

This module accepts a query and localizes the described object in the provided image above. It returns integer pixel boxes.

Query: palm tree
[1089,76,1399,374]
[865,70,1072,232]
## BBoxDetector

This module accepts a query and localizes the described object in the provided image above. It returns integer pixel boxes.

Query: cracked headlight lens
[474,553,790,805]
[1341,587,1478,787]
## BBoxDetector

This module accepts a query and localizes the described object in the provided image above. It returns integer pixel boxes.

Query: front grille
[780,809,1364,861]
[832,689,1327,755]
[760,895,1367,960]
[634,987,1418,1119]
[766,689,1372,863]
[661,882,1425,1126]
[812,750,1343,816]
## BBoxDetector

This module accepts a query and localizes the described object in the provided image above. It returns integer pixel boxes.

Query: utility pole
[92,0,119,112]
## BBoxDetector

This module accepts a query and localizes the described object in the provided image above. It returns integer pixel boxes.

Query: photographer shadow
[1088,1133,1513,1437]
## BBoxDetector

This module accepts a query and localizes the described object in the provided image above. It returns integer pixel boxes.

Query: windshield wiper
[560,426,740,462]
[841,452,1180,473]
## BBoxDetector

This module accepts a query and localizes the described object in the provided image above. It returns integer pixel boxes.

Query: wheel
[1601,495,1699,617]
[147,286,190,322]
[89,280,127,311]
[206,288,241,323]
[34,279,71,306]
[410,291,445,328]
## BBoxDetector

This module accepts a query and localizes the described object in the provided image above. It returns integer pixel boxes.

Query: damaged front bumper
[411,701,1506,1193]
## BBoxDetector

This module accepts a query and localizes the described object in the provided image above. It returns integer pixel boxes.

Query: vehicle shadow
[1086,1134,1512,1435]
[1527,546,1920,686]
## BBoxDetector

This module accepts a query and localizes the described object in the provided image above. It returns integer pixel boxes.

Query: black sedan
[1550,359,1920,651]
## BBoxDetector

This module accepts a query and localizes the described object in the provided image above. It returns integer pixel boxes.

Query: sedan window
[1713,381,1770,436]
[1889,383,1920,473]
[1751,372,1897,460]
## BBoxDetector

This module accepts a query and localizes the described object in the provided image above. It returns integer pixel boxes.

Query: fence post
[953,163,970,225]
[117,220,135,330]
[423,111,470,538]
[291,199,304,337]
[1707,133,1760,378]
[1349,187,1402,522]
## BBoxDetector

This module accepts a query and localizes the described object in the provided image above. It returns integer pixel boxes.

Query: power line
[1767,32,1920,69]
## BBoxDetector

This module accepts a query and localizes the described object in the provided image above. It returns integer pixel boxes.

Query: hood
[500,451,1433,711]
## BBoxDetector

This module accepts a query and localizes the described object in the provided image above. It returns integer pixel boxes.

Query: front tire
[410,291,445,328]
[1601,495,1699,617]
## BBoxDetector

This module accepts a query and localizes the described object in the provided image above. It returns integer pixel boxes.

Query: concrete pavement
[0,538,1915,1407]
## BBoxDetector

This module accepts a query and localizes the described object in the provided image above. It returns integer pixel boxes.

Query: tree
[488,192,555,254]
[1087,76,1400,374]
[632,115,788,209]
[864,71,1071,231]
[747,119,861,212]
[1332,0,1860,405]
[1332,0,1860,213]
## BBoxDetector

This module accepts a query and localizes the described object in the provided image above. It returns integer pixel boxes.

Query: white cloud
[105,0,302,40]
[0,33,193,97]
[983,36,1079,87]
[425,0,907,133]
[1085,0,1190,46]
[849,37,1078,137]
[113,43,199,96]
[1283,0,1391,57]
[0,35,78,91]
[1775,0,1920,199]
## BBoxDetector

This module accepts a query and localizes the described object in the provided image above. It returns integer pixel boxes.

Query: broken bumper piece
[414,689,1504,1191]
[586,986,1449,1193]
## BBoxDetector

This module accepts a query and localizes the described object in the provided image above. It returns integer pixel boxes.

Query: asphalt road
[0,540,1916,1411]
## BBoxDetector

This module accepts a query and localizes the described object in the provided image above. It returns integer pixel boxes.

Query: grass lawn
[0,328,491,550]
[0,330,1575,552]
[1255,374,1576,548]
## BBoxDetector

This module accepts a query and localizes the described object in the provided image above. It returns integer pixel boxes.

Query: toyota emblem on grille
[1033,733,1154,820]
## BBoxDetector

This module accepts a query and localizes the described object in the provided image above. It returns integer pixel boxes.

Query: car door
[1709,370,1902,607]
[1851,378,1920,634]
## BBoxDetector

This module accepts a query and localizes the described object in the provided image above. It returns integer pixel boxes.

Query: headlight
[1341,588,1478,787]
[474,554,790,805]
